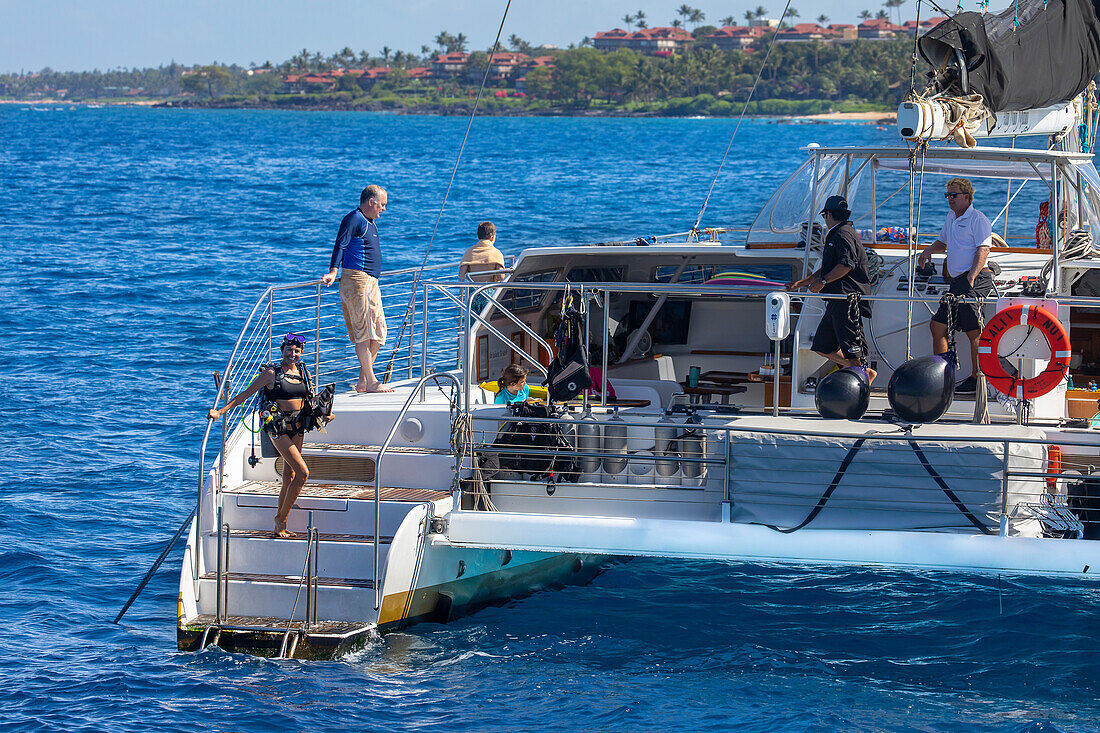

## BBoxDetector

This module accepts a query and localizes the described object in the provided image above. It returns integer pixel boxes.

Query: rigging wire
[909,0,923,96]
[690,0,793,232]
[383,0,513,381]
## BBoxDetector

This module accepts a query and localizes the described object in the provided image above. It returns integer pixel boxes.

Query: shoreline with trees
[2,9,930,120]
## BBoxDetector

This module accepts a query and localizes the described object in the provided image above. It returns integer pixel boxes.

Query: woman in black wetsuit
[208,333,321,538]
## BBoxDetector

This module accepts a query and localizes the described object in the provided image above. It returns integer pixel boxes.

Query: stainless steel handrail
[372,371,462,610]
[278,513,319,659]
[432,285,550,378]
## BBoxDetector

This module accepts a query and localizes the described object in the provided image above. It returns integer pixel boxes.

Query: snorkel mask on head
[281,333,306,350]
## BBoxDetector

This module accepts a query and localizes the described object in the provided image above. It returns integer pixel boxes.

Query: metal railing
[372,371,462,610]
[459,409,1090,537]
[196,260,468,598]
[278,512,320,659]
[215,506,231,622]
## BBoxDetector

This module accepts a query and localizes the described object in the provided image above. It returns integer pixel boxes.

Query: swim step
[273,443,452,484]
[303,442,451,456]
[186,614,372,637]
[196,570,378,619]
[228,481,450,502]
[207,529,393,543]
[199,571,374,589]
[179,614,376,658]
[201,530,392,580]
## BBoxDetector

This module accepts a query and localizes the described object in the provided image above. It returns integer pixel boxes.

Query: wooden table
[681,382,748,405]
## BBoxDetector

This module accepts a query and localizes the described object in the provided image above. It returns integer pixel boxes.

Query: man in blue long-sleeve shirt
[322,185,394,393]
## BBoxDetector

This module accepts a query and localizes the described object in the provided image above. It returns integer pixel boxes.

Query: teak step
[227,481,450,502]
[303,442,451,456]
[187,615,372,636]
[199,571,375,589]
[206,529,393,543]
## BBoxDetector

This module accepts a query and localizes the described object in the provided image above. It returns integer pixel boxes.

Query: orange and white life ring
[977,304,1071,399]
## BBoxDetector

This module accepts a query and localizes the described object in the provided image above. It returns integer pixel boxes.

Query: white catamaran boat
[177,3,1100,658]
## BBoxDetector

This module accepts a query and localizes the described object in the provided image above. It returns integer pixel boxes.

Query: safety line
[385,0,514,380]
[690,0,793,232]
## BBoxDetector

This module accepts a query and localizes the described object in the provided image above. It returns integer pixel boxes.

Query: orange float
[977,304,1071,399]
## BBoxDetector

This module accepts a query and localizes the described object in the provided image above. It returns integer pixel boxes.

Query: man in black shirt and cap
[787,195,876,385]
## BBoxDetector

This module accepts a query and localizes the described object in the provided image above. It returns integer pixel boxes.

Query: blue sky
[1,0,936,73]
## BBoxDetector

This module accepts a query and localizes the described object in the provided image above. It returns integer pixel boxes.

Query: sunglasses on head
[282,333,305,347]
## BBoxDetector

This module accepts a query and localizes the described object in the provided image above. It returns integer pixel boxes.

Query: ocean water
[3,106,1099,732]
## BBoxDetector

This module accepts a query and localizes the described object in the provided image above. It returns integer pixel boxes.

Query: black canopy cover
[919,0,1100,112]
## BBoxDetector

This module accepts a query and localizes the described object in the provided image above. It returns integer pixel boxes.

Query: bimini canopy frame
[748,145,1100,293]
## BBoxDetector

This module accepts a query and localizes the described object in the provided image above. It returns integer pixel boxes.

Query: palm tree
[721,15,737,26]
[622,13,635,31]
[635,9,647,26]
[744,9,755,23]
[454,33,468,52]
[754,6,769,20]
[677,4,694,26]
[876,9,889,19]
[884,0,904,25]
[381,46,392,64]
[689,8,706,28]
[816,14,829,25]
[671,18,683,27]
[859,9,873,20]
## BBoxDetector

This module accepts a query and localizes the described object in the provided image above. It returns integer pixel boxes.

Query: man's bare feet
[361,381,394,393]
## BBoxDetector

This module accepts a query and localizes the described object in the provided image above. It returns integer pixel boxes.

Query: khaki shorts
[340,269,387,344]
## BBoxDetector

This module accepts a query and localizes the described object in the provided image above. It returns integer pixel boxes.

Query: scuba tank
[654,411,681,486]
[680,408,707,487]
[576,405,603,482]
[602,407,628,484]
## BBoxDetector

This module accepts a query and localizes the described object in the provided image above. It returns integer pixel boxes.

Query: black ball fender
[887,354,955,423]
[815,367,871,420]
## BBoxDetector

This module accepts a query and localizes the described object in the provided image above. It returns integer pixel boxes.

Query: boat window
[628,300,692,344]
[501,269,557,311]
[565,266,624,283]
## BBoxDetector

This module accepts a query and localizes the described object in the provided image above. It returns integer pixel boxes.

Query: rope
[690,0,793,231]
[973,293,990,423]
[764,438,867,533]
[908,439,995,534]
[941,292,960,364]
[384,0,514,381]
[847,292,869,368]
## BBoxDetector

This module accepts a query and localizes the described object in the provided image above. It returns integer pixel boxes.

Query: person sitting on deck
[495,363,532,405]
[459,221,506,314]
[787,195,876,387]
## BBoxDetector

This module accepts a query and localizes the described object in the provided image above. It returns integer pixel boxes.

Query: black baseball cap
[821,195,850,216]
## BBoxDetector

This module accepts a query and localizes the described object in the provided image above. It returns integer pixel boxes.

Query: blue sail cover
[919,0,1100,113]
